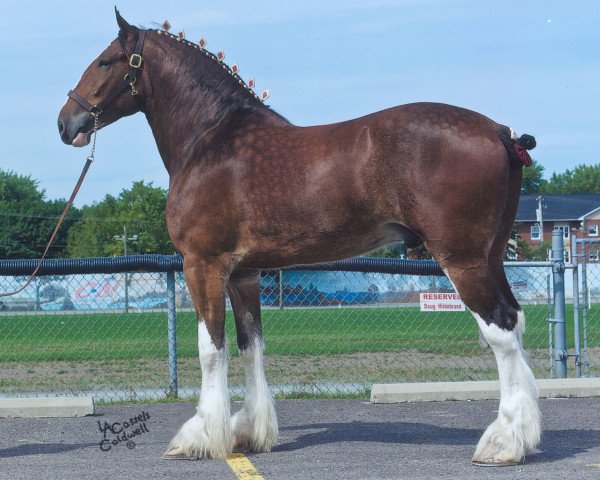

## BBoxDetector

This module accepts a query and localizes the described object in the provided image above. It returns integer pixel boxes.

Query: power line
[0,211,166,223]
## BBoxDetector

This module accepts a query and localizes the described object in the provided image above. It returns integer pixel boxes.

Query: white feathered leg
[165,322,232,459]
[472,312,540,465]
[232,337,278,452]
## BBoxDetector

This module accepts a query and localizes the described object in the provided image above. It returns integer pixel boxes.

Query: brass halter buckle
[129,53,143,69]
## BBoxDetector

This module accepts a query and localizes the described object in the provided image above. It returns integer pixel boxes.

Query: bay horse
[58,10,540,465]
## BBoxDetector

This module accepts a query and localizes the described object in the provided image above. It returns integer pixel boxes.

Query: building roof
[516,194,600,222]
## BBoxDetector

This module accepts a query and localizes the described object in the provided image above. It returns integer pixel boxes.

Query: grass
[1,304,597,399]
[0,304,594,362]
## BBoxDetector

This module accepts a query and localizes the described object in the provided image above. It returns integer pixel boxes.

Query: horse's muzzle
[57,106,93,147]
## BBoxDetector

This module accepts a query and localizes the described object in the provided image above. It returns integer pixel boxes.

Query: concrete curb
[370,378,600,403]
[0,397,94,418]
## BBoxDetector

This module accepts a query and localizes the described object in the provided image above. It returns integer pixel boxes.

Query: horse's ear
[115,7,136,38]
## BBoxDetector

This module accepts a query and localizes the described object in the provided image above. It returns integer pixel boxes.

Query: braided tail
[496,126,536,168]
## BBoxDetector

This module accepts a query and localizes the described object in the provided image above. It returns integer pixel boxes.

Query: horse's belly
[238,221,416,269]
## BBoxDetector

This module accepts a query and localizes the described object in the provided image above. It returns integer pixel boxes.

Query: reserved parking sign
[420,292,466,311]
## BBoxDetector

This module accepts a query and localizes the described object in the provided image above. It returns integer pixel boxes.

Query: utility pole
[114,226,138,313]
[536,195,544,242]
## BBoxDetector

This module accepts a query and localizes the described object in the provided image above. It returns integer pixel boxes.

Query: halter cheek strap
[67,29,147,115]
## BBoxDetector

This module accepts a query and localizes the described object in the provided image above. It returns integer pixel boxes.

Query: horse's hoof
[471,459,522,467]
[163,445,195,460]
[162,453,193,460]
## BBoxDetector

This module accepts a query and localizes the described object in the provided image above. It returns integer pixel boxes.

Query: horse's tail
[495,125,536,168]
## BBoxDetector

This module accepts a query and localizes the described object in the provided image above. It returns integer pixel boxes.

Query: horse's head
[58,9,146,147]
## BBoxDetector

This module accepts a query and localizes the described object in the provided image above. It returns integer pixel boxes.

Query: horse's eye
[98,58,112,68]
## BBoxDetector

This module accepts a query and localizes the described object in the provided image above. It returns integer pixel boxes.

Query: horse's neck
[141,36,286,177]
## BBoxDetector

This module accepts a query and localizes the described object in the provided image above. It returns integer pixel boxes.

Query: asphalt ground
[0,397,598,480]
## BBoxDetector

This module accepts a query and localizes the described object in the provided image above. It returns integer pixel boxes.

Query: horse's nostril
[57,119,65,134]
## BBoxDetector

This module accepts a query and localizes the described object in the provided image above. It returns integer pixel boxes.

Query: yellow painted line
[227,453,265,480]
[586,464,600,469]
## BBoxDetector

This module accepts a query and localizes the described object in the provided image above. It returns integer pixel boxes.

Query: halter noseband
[67,29,147,116]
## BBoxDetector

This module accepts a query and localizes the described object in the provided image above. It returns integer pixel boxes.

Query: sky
[1,0,598,206]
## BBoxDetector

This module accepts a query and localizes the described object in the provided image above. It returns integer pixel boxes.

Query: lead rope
[0,114,99,297]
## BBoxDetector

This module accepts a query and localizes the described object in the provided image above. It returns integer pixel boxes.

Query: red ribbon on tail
[514,143,532,167]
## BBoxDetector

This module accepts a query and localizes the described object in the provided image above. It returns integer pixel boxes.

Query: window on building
[530,224,540,240]
[589,224,599,236]
[555,224,569,239]
[564,249,570,263]
[590,250,599,261]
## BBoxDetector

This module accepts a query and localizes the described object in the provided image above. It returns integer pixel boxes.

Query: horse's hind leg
[164,255,232,460]
[443,260,540,465]
[489,163,526,337]
[228,270,278,452]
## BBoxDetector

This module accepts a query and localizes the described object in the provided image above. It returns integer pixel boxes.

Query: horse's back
[290,101,509,182]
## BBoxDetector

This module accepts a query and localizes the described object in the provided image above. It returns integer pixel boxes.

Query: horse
[58,10,540,466]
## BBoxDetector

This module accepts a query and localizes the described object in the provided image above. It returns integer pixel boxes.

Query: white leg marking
[232,336,279,452]
[472,312,540,465]
[165,322,232,459]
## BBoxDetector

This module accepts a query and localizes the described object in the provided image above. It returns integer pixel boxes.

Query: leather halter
[67,29,147,115]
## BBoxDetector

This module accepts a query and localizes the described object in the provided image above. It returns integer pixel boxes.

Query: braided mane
[153,29,266,104]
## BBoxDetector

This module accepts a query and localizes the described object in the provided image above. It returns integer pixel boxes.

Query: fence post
[571,235,582,377]
[547,273,553,374]
[551,229,568,378]
[166,270,178,397]
[581,242,590,377]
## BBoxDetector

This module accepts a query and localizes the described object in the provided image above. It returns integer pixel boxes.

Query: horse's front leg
[164,256,233,460]
[228,270,278,452]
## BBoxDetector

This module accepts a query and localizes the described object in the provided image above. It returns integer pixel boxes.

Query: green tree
[516,238,551,261]
[521,159,546,194]
[368,242,407,258]
[543,164,600,194]
[406,244,433,260]
[0,170,76,258]
[66,180,173,257]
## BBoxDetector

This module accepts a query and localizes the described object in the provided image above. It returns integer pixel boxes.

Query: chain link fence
[0,255,590,402]
[575,237,600,378]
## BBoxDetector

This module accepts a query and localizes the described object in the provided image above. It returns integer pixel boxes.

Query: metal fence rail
[0,249,587,402]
